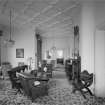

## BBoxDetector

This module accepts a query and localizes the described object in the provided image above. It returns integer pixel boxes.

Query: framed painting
[16,48,24,58]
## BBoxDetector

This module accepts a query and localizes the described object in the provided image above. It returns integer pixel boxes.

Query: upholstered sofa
[8,65,49,100]
[19,74,49,101]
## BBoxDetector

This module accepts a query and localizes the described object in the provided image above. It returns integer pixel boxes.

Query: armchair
[7,65,28,92]
[71,57,93,98]
[72,70,93,98]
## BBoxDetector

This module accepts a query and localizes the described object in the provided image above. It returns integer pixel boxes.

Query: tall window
[57,50,63,58]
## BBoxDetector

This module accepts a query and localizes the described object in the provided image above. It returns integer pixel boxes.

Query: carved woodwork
[36,34,42,68]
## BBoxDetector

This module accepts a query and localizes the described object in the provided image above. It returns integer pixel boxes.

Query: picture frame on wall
[16,48,24,58]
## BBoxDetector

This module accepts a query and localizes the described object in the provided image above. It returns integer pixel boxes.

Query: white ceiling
[0,0,81,37]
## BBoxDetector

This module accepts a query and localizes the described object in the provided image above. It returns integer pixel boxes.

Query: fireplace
[56,58,64,65]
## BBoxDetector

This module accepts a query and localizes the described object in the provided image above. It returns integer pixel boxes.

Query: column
[36,34,42,68]
[0,30,3,66]
[80,1,95,73]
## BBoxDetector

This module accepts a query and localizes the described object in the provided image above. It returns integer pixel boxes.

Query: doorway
[56,50,64,64]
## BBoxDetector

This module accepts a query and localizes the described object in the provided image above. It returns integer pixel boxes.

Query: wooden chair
[8,70,22,93]
[71,57,93,98]
[80,71,93,94]
[7,65,28,92]
[72,70,93,98]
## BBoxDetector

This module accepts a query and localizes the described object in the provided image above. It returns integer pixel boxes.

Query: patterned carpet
[0,78,105,105]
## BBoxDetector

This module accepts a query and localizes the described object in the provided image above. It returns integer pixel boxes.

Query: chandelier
[4,8,15,46]
[51,46,56,51]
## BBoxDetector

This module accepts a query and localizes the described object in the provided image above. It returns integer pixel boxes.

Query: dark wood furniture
[72,70,93,98]
[8,65,49,100]
[72,57,81,81]
[71,57,93,98]
[36,34,42,68]
[65,59,72,80]
[57,58,64,65]
[18,72,49,101]
[65,57,81,81]
[8,65,28,91]
[42,63,53,78]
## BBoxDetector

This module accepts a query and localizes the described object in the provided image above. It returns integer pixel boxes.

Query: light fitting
[5,8,15,46]
[51,46,56,51]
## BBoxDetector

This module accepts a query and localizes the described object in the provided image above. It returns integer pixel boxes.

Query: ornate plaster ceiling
[0,0,81,37]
